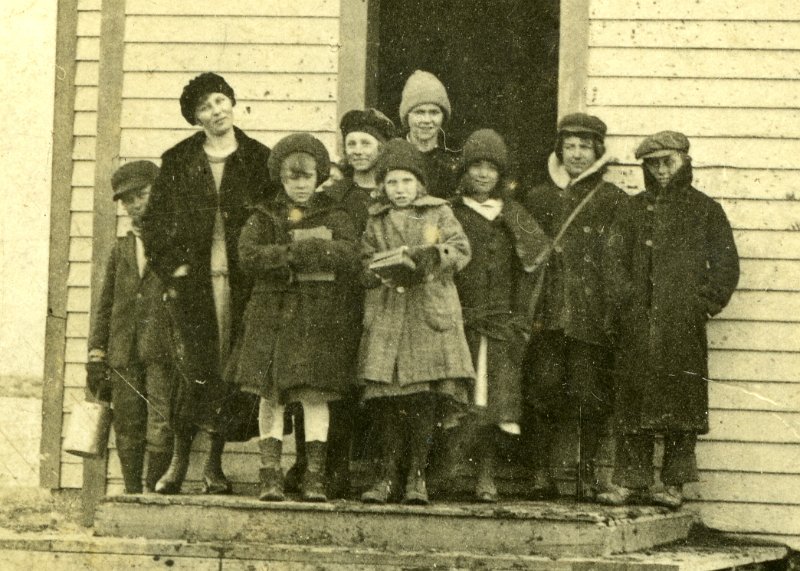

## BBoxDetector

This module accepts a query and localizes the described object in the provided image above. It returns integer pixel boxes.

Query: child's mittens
[85,360,111,401]
[288,238,331,271]
[409,245,440,277]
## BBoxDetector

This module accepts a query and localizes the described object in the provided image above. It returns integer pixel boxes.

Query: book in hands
[369,247,417,284]
[291,226,335,282]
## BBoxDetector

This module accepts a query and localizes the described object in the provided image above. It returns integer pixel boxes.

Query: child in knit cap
[399,70,461,199]
[358,139,475,505]
[86,160,175,494]
[451,129,550,502]
[599,131,739,508]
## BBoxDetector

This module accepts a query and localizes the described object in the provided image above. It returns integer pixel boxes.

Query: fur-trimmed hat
[375,138,427,187]
[635,131,691,160]
[268,133,331,184]
[340,108,395,142]
[463,129,508,174]
[557,113,607,139]
[179,72,236,125]
[111,160,160,199]
[399,70,451,127]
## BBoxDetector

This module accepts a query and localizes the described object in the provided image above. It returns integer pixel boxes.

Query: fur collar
[368,194,448,216]
[547,152,615,190]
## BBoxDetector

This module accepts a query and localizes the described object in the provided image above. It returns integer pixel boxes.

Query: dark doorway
[374,0,560,183]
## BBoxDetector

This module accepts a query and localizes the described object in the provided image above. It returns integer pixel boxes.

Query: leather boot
[475,426,498,503]
[361,400,401,504]
[155,431,193,494]
[284,406,306,494]
[301,441,327,502]
[202,431,232,494]
[144,450,173,493]
[325,399,353,499]
[402,397,435,506]
[258,438,285,502]
[117,445,145,494]
[577,421,603,502]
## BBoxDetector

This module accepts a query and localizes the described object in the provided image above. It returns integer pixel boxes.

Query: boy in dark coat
[521,113,627,499]
[599,131,739,508]
[451,129,550,501]
[86,160,174,493]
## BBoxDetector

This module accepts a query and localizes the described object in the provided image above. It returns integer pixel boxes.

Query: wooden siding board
[697,441,800,474]
[123,44,338,74]
[737,260,800,291]
[125,0,339,17]
[708,321,800,352]
[590,20,800,50]
[74,87,98,111]
[589,47,800,80]
[125,16,338,44]
[705,410,800,444]
[66,287,91,313]
[122,73,337,101]
[77,0,100,10]
[710,351,800,382]
[70,187,94,212]
[723,291,800,322]
[75,62,99,86]
[73,112,97,136]
[686,472,800,504]
[591,1,800,21]
[75,37,99,61]
[692,503,800,536]
[67,262,91,288]
[73,137,96,160]
[64,339,88,364]
[710,380,800,413]
[732,231,800,261]
[76,10,101,36]
[717,199,800,232]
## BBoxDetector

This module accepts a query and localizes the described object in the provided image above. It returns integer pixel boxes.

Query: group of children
[88,71,739,509]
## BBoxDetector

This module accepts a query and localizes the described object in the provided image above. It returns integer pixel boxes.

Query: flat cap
[635,131,690,159]
[111,160,160,199]
[557,113,607,138]
[340,108,395,143]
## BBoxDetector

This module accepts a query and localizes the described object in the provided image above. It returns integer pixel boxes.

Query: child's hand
[85,361,111,401]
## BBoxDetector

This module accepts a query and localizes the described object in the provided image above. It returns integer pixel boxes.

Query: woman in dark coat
[599,131,739,508]
[141,73,273,494]
[233,133,361,502]
[451,129,550,502]
[521,113,627,499]
[399,70,461,199]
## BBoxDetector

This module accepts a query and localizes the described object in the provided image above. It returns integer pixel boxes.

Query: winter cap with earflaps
[112,160,160,199]
[557,113,607,140]
[375,138,428,188]
[268,133,331,184]
[463,129,508,174]
[340,108,396,143]
[399,70,452,127]
[635,131,691,160]
[179,72,236,125]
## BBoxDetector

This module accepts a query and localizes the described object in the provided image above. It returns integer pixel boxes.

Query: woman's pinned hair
[180,72,236,125]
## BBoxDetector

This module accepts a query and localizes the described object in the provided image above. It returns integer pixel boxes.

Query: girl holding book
[358,138,475,505]
[233,133,361,502]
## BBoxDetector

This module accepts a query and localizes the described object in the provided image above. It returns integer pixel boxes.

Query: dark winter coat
[421,145,461,199]
[603,162,739,434]
[89,232,171,368]
[233,193,361,400]
[141,127,272,382]
[451,196,550,423]
[324,176,374,236]
[522,154,627,346]
[358,196,475,384]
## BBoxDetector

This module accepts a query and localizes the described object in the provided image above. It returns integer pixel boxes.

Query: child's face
[281,158,318,205]
[644,151,685,189]
[466,160,500,200]
[384,169,419,208]
[344,131,381,173]
[120,185,152,224]
[408,103,444,145]
[562,135,597,179]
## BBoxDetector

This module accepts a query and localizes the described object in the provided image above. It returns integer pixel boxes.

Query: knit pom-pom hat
[268,133,331,184]
[179,72,236,125]
[463,129,508,174]
[375,138,428,188]
[399,70,451,127]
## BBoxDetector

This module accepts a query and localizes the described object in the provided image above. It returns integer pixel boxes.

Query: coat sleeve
[359,217,382,288]
[140,152,188,282]
[288,212,360,274]
[702,200,740,316]
[432,205,471,274]
[88,244,117,354]
[238,211,292,278]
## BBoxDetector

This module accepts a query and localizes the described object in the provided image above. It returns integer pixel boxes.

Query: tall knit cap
[399,70,452,127]
[635,130,691,160]
[557,113,607,140]
[179,72,236,125]
[463,129,508,174]
[340,108,396,142]
[111,160,160,199]
[268,133,331,184]
[375,138,428,187]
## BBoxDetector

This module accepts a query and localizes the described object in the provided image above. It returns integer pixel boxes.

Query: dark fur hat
[179,72,236,125]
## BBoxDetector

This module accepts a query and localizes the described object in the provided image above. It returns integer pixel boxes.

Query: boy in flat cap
[86,160,175,494]
[599,131,739,508]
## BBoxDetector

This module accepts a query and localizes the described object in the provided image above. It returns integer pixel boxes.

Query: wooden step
[95,494,696,558]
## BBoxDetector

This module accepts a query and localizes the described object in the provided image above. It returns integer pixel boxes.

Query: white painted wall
[0,1,57,378]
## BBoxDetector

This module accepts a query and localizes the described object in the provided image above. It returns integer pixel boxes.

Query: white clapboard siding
[126,0,338,17]
[586,3,800,545]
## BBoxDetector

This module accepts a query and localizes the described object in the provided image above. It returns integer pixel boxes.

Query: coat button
[584,254,592,263]
[645,239,653,247]
[396,286,405,293]
[646,205,655,212]
[554,245,563,254]
[583,226,591,233]
[137,293,143,299]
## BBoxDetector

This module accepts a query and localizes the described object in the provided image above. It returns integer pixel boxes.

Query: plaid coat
[358,196,475,384]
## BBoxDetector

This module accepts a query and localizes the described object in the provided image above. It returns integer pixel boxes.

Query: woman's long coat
[603,163,739,434]
[451,196,550,423]
[233,194,362,400]
[358,196,475,384]
[140,127,272,428]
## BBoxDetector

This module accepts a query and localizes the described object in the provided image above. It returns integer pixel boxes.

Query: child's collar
[368,194,447,216]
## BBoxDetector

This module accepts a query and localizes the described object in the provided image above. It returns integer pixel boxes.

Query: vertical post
[557,0,591,117]
[82,0,127,526]
[336,0,372,153]
[40,0,80,491]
